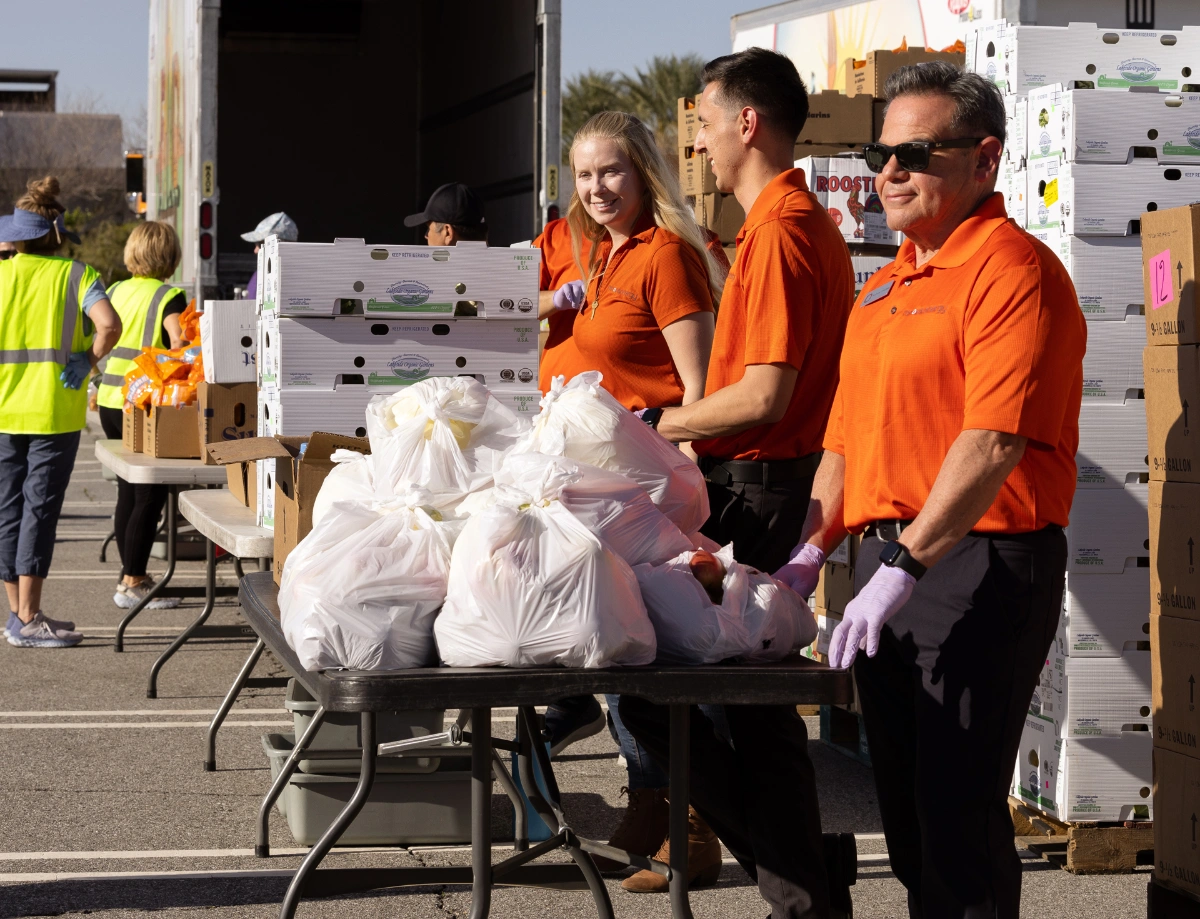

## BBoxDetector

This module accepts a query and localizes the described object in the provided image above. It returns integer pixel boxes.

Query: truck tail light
[200,232,213,259]
[200,201,213,229]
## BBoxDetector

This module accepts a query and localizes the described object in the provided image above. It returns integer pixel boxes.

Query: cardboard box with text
[1142,203,1200,345]
[197,382,258,465]
[122,407,145,453]
[1154,747,1200,899]
[1145,345,1200,483]
[1149,481,1200,621]
[679,145,716,195]
[1152,613,1200,759]
[142,404,201,459]
[798,90,874,145]
[844,47,966,99]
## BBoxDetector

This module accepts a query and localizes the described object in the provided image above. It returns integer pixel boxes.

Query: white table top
[179,489,275,559]
[95,440,229,486]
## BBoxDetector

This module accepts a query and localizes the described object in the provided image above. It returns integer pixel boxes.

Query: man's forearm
[898,428,1027,569]
[655,364,796,442]
[798,450,849,555]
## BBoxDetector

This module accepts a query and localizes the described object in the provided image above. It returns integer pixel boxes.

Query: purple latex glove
[773,543,826,599]
[827,563,916,670]
[552,280,586,311]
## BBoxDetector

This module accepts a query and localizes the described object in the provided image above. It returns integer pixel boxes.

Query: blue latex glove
[552,280,586,312]
[827,563,916,670]
[772,543,826,600]
[59,352,91,390]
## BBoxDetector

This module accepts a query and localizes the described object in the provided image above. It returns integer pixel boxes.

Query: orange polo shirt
[554,210,718,411]
[824,193,1087,534]
[694,168,854,461]
[536,218,590,392]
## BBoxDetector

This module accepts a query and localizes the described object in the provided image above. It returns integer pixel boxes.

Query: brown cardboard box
[1153,747,1200,898]
[814,536,858,614]
[272,432,370,583]
[220,460,257,507]
[1152,613,1200,758]
[679,145,716,195]
[1142,203,1200,346]
[873,100,887,141]
[798,90,874,145]
[1145,345,1200,483]
[693,193,745,244]
[143,404,201,458]
[793,142,864,160]
[207,437,294,510]
[122,407,145,453]
[197,382,258,465]
[677,96,698,148]
[1149,481,1200,621]
[844,48,966,98]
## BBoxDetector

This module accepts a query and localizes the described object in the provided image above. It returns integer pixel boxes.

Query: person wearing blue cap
[0,176,122,648]
[241,212,298,300]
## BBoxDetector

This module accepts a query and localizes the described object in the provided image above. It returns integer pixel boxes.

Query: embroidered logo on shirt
[609,286,639,302]
[861,281,893,306]
[901,305,947,316]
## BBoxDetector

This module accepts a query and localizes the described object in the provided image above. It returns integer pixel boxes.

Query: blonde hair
[14,175,66,255]
[568,111,725,306]
[124,221,181,280]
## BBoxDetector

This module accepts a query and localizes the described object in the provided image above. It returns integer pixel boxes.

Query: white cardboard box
[1067,483,1150,573]
[794,155,902,246]
[1027,157,1200,237]
[1002,160,1028,228]
[1081,313,1146,403]
[261,237,541,318]
[1030,650,1152,736]
[1013,717,1152,822]
[1062,567,1152,657]
[1028,84,1200,165]
[1000,22,1200,96]
[851,254,894,293]
[965,19,1009,88]
[1076,399,1148,487]
[1028,229,1145,320]
[200,300,257,384]
[1005,93,1028,168]
[259,316,539,393]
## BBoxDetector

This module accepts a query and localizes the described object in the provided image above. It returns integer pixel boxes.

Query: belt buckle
[707,464,732,487]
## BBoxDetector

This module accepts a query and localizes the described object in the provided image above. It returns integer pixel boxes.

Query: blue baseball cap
[0,207,80,244]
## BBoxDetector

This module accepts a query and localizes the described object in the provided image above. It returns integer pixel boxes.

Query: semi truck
[144,0,561,300]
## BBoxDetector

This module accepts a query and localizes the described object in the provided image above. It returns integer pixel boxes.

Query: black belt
[863,520,914,541]
[699,452,822,488]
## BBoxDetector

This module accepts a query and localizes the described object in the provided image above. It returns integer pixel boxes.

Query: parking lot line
[0,710,286,717]
[0,721,292,730]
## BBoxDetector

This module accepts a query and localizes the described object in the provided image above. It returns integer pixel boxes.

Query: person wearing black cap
[404,182,488,244]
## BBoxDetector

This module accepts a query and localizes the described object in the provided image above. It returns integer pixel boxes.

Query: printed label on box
[1150,249,1175,310]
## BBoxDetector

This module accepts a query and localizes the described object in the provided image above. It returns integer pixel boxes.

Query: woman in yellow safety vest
[96,221,188,612]
[0,176,121,648]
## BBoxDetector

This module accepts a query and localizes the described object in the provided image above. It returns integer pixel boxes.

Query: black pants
[621,465,829,919]
[99,407,168,579]
[853,528,1066,919]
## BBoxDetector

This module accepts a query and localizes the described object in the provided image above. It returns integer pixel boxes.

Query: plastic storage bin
[262,733,472,846]
[284,679,443,773]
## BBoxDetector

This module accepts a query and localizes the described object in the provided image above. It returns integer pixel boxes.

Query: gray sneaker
[114,577,180,610]
[5,610,74,637]
[7,612,83,648]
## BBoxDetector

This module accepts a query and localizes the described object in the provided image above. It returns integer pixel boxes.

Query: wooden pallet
[1009,796,1153,874]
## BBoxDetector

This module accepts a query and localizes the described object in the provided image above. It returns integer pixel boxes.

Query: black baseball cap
[404,182,486,228]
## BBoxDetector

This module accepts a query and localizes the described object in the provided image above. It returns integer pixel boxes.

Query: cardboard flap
[206,436,293,465]
[300,432,371,468]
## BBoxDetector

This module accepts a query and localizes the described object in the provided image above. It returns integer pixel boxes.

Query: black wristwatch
[879,540,927,581]
[640,407,665,430]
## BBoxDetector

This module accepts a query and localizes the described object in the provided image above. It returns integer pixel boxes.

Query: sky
[0,0,752,138]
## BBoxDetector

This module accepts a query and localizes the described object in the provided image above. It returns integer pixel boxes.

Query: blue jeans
[0,432,80,581]
[606,696,733,790]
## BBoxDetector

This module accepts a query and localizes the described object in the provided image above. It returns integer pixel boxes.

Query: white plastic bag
[279,487,462,671]
[515,372,709,534]
[495,453,692,567]
[434,479,657,669]
[634,544,816,665]
[311,449,375,529]
[366,377,529,510]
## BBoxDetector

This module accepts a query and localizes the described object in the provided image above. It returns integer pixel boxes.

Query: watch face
[880,541,902,565]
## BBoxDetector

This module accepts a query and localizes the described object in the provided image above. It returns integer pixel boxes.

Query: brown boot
[591,786,669,873]
[621,806,721,892]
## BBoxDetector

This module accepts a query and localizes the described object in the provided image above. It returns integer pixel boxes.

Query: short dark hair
[884,61,1006,147]
[434,221,489,242]
[701,47,809,142]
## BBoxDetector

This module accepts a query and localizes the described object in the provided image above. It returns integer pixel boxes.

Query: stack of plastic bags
[278,372,814,673]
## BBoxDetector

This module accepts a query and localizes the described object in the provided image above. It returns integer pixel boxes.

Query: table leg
[146,536,216,698]
[470,707,493,919]
[280,711,376,919]
[490,749,527,852]
[669,703,695,919]
[204,639,265,772]
[115,486,177,652]
[257,706,327,858]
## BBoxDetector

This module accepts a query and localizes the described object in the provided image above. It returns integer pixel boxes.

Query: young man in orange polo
[776,63,1086,918]
[620,47,854,919]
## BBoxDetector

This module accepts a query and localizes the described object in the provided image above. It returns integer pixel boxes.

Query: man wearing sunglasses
[776,61,1086,918]
[0,242,15,261]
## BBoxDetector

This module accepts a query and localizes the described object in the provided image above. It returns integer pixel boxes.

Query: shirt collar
[738,168,811,244]
[892,192,1010,273]
[596,206,658,257]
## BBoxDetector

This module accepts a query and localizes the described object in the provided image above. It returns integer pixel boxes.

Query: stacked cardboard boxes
[1143,204,1200,901]
[252,236,541,535]
[965,19,1200,825]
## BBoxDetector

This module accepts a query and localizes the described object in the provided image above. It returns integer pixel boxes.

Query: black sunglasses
[0,249,15,260]
[862,137,984,174]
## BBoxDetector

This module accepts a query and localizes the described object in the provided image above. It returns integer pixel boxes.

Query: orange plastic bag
[178,299,201,345]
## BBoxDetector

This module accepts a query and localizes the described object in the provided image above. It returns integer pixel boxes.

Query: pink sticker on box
[1149,249,1174,310]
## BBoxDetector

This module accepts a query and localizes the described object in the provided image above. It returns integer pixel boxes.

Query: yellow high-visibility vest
[97,277,183,410]
[0,254,98,434]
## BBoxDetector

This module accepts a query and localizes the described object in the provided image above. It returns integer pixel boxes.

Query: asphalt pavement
[0,415,1152,918]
